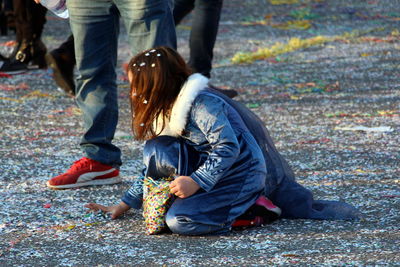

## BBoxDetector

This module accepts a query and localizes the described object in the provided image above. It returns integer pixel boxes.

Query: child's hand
[85,202,130,219]
[169,176,200,198]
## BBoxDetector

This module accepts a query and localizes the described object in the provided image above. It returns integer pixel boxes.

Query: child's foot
[254,195,282,219]
[232,196,281,228]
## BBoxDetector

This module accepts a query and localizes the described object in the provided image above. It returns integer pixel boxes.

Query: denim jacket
[122,74,360,221]
[122,74,266,209]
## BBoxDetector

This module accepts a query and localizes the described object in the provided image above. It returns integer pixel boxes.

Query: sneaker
[232,216,265,228]
[45,50,75,96]
[255,195,282,218]
[47,157,122,189]
[232,196,281,229]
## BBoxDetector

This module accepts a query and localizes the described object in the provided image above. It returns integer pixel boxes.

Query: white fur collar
[155,73,209,137]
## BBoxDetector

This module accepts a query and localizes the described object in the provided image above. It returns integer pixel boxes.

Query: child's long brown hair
[128,46,192,141]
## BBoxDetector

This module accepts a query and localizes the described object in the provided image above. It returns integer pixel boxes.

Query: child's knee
[165,212,195,235]
[165,211,230,236]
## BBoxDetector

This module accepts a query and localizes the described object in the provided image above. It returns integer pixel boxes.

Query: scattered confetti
[269,0,298,5]
[0,0,399,265]
[272,20,312,30]
[232,28,384,63]
[0,82,29,91]
[334,126,394,132]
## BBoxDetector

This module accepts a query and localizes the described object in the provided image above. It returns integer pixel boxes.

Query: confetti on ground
[269,0,298,5]
[334,126,394,132]
[0,0,399,266]
[231,27,384,63]
[272,20,312,30]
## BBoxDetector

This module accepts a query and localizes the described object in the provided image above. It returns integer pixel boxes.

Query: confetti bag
[142,176,174,235]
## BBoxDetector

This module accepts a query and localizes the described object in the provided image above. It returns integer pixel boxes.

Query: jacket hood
[155,73,209,137]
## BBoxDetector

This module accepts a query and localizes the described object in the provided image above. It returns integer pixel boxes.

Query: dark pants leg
[11,0,47,66]
[12,0,46,41]
[46,34,76,95]
[174,0,223,78]
[0,0,14,36]
[54,34,76,65]
[173,0,194,24]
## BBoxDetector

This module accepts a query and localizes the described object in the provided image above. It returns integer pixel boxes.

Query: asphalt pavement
[0,0,399,266]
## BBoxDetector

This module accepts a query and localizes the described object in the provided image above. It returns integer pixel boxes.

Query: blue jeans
[66,0,177,166]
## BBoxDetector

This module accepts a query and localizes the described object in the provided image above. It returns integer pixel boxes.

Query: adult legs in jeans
[67,0,176,167]
[46,0,176,189]
[117,0,177,56]
[67,3,121,166]
[173,0,223,78]
[48,0,177,98]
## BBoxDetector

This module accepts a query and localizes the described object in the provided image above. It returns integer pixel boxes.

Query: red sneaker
[47,157,122,189]
[232,196,281,229]
[255,195,282,217]
[232,216,264,228]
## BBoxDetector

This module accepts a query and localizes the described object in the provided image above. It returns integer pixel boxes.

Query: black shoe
[208,83,239,98]
[0,38,48,74]
[0,58,28,74]
[45,50,75,96]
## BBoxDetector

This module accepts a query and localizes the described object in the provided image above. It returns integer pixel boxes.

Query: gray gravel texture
[0,0,399,266]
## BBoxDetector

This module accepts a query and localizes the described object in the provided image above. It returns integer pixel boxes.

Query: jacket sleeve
[189,95,240,191]
[121,176,144,209]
